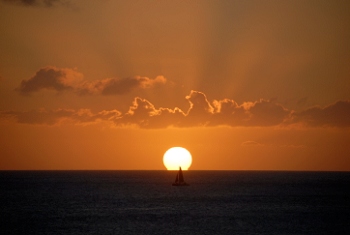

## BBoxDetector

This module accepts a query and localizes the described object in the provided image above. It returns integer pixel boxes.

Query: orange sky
[1,0,350,170]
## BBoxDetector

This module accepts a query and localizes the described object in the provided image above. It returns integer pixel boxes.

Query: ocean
[1,171,349,234]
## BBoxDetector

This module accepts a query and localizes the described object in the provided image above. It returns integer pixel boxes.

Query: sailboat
[172,167,189,186]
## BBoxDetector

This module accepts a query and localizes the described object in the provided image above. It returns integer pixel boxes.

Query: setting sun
[163,147,192,170]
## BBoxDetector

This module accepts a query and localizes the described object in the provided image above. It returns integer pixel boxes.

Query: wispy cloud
[17,66,167,96]
[1,108,120,125]
[2,0,73,8]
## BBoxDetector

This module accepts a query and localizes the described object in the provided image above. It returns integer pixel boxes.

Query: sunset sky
[1,0,349,170]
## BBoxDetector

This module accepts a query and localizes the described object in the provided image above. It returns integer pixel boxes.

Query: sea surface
[1,171,349,235]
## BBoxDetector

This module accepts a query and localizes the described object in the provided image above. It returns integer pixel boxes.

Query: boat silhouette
[172,167,189,186]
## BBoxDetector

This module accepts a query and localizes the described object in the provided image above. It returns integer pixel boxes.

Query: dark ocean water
[1,171,349,235]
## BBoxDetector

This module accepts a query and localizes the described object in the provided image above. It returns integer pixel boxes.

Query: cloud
[241,141,264,147]
[17,66,83,95]
[3,90,350,129]
[115,91,291,128]
[210,98,290,127]
[183,91,214,126]
[290,100,350,127]
[1,108,120,125]
[17,66,167,96]
[79,76,167,96]
[115,97,186,128]
[2,0,72,7]
[244,99,290,126]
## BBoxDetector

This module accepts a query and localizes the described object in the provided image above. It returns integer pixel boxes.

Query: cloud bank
[4,90,349,128]
[17,66,167,96]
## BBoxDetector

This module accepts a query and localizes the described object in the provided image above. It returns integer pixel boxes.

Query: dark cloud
[246,99,290,126]
[291,100,350,127]
[17,66,81,95]
[2,0,72,7]
[17,66,167,96]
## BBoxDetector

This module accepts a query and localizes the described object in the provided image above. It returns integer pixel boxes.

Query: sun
[163,147,192,170]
